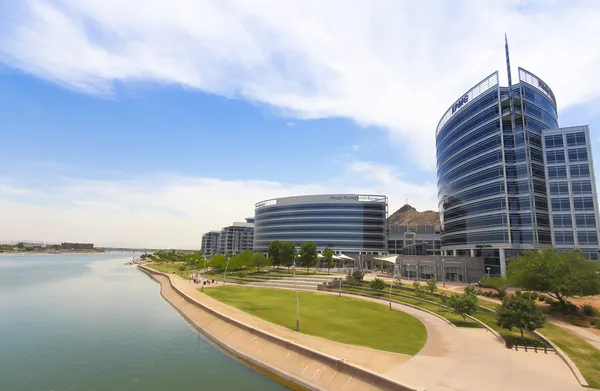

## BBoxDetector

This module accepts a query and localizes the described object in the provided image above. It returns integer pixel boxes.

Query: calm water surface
[0,253,289,391]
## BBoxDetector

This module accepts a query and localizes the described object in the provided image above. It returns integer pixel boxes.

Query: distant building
[200,230,220,255]
[388,225,441,256]
[18,242,45,248]
[217,218,254,255]
[61,242,94,250]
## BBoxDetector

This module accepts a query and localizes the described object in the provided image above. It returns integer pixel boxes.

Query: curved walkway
[169,273,582,391]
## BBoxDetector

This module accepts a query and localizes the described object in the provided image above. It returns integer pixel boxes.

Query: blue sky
[1,0,600,248]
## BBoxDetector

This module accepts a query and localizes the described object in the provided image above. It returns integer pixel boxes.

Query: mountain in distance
[387,204,440,228]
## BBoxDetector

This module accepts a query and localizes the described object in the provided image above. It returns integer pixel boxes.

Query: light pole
[292,265,300,331]
[442,258,446,287]
[486,267,491,276]
[389,263,396,310]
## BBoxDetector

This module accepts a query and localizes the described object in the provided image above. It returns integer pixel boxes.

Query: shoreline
[138,265,419,391]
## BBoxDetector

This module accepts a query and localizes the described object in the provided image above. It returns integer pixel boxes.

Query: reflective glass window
[443,197,506,221]
[573,197,594,211]
[511,229,534,244]
[551,198,571,212]
[572,180,592,194]
[568,148,588,162]
[570,164,591,178]
[578,231,598,245]
[510,213,532,226]
[553,214,573,228]
[550,182,569,195]
[575,214,596,228]
[545,134,564,148]
[554,231,575,245]
[566,132,586,146]
[546,150,565,164]
[548,166,567,179]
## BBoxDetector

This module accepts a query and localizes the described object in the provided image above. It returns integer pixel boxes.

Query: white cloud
[352,144,360,152]
[2,1,600,169]
[0,164,437,248]
[285,121,295,127]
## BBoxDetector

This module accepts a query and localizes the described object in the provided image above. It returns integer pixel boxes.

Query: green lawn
[204,285,427,355]
[538,324,600,389]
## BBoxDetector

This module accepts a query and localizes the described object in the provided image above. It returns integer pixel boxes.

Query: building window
[554,231,575,245]
[546,150,565,164]
[568,148,588,162]
[575,214,596,228]
[545,134,564,148]
[573,197,595,211]
[566,132,586,146]
[571,180,592,195]
[549,182,569,196]
[553,215,573,228]
[551,198,571,212]
[570,164,591,178]
[548,166,567,179]
[577,231,599,245]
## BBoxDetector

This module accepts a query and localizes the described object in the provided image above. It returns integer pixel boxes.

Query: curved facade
[253,194,388,254]
[436,67,565,274]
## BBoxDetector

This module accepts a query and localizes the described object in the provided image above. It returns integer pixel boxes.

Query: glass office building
[436,54,599,275]
[253,194,388,254]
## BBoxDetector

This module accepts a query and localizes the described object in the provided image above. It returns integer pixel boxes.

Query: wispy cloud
[0,162,437,248]
[2,1,599,169]
[352,144,360,152]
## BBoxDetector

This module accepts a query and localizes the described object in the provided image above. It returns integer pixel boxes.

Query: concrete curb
[139,266,424,391]
[535,330,589,388]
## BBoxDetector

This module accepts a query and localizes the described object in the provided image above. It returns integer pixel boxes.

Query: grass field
[204,285,427,355]
[538,324,600,389]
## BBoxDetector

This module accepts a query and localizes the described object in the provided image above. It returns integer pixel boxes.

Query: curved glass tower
[436,42,599,274]
[253,194,388,254]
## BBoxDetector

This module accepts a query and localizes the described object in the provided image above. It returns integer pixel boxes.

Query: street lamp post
[486,267,491,276]
[389,264,396,310]
[293,265,300,331]
[442,258,446,287]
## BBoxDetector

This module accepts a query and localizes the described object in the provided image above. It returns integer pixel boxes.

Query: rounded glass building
[253,194,388,254]
[436,67,562,274]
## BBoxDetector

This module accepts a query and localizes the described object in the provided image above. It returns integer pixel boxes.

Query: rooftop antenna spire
[505,34,517,133]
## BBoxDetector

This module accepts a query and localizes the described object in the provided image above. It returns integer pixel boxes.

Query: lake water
[0,252,289,391]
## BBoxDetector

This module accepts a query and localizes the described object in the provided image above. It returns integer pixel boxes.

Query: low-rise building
[388,225,441,256]
[200,230,220,255]
[61,242,94,250]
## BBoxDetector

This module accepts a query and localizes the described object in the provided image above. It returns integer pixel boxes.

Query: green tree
[393,277,403,288]
[464,285,478,298]
[230,250,253,270]
[497,294,546,339]
[251,252,271,272]
[209,254,227,272]
[268,240,282,269]
[280,242,297,269]
[323,247,335,274]
[426,277,438,293]
[299,241,318,274]
[508,249,600,311]
[370,278,386,292]
[480,275,509,299]
[448,293,478,321]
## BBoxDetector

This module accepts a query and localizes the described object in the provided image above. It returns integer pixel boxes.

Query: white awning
[373,255,398,264]
[337,253,356,261]
[317,253,324,258]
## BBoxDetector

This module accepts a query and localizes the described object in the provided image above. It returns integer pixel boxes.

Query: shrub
[237,270,247,279]
[352,269,365,282]
[596,322,600,330]
[565,301,579,314]
[393,278,404,287]
[538,295,546,302]
[582,304,598,316]
[515,290,522,296]
[464,286,478,297]
[178,265,186,271]
[569,319,590,328]
[369,278,386,292]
